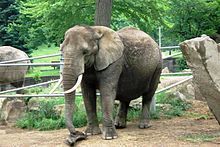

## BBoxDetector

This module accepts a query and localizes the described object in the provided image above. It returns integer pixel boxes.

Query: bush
[176,57,188,71]
[156,92,191,118]
[16,101,64,130]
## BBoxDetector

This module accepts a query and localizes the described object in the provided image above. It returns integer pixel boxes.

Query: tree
[168,0,220,41]
[0,0,30,53]
[95,0,113,27]
[18,0,165,47]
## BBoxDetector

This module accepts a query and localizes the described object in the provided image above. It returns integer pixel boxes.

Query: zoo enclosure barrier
[0,45,192,98]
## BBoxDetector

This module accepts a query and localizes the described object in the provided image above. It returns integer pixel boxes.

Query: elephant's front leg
[99,85,118,140]
[97,58,123,140]
[81,79,101,135]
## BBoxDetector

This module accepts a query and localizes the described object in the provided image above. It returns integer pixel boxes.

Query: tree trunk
[95,0,113,27]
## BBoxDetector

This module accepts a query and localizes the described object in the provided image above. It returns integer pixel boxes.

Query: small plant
[156,92,191,118]
[33,70,42,82]
[16,101,64,130]
[182,133,220,143]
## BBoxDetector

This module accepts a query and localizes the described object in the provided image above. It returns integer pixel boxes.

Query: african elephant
[61,25,162,145]
[0,46,30,93]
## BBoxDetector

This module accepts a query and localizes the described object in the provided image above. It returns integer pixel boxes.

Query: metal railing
[0,53,61,64]
[0,44,190,98]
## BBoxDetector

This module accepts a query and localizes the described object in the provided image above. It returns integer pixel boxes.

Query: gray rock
[180,35,220,124]
[0,99,26,123]
[162,67,170,73]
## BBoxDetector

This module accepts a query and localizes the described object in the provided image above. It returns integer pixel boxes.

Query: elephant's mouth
[50,74,83,94]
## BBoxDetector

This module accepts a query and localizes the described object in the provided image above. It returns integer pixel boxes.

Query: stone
[162,67,170,73]
[174,91,186,101]
[0,99,26,123]
[156,104,172,111]
[27,98,40,111]
[186,84,195,96]
[54,104,65,115]
[180,35,220,124]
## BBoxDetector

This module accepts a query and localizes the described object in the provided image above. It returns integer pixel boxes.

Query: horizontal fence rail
[0,53,61,64]
[0,79,60,94]
[0,77,193,98]
[155,76,193,94]
[162,52,182,59]
[0,63,63,67]
[161,72,192,76]
[160,46,180,50]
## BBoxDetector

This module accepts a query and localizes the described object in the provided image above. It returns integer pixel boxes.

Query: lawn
[27,44,60,77]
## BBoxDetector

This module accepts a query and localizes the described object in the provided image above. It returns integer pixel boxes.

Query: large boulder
[0,98,26,124]
[180,35,220,124]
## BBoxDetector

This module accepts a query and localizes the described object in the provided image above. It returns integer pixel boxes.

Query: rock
[27,98,40,111]
[0,99,27,123]
[186,84,195,96]
[54,104,65,115]
[180,35,220,124]
[0,98,7,110]
[162,67,170,73]
[156,104,172,111]
[174,91,186,101]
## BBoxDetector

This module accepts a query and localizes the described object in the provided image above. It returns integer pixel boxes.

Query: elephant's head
[60,25,124,141]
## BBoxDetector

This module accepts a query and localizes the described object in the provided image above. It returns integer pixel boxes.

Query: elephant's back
[0,46,30,84]
[116,28,162,101]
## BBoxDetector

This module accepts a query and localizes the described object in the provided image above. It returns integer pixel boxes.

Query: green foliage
[0,0,30,53]
[156,92,191,118]
[16,101,64,130]
[176,56,188,71]
[16,97,88,130]
[16,0,165,48]
[166,0,220,42]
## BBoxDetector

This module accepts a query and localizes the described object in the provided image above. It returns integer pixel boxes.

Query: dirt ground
[0,99,220,147]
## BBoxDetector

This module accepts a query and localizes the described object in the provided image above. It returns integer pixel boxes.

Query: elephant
[0,46,30,93]
[61,25,162,145]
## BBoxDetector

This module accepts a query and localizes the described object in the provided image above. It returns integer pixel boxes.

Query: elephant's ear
[93,27,124,71]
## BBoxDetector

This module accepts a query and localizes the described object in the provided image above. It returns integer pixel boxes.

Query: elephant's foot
[114,116,126,129]
[84,125,101,136]
[64,131,87,146]
[102,126,118,140]
[138,119,151,129]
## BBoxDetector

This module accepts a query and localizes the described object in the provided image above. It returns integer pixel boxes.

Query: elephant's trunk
[62,56,84,134]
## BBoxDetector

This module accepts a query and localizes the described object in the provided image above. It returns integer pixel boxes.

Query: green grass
[26,44,60,77]
[181,133,220,143]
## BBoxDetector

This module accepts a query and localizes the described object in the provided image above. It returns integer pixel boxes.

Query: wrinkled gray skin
[0,46,30,93]
[61,26,162,145]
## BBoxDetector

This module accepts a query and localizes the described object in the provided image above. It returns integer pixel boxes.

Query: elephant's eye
[82,49,89,55]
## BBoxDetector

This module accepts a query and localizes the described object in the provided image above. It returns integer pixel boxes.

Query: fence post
[159,27,162,48]
[60,44,64,74]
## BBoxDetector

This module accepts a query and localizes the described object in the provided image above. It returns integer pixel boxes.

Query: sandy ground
[0,100,220,147]
[1,76,220,147]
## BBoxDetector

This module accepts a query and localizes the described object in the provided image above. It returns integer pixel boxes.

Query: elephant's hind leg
[115,101,130,128]
[11,80,24,94]
[139,65,161,129]
[81,80,101,136]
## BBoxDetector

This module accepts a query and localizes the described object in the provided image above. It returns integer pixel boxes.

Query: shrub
[176,57,188,71]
